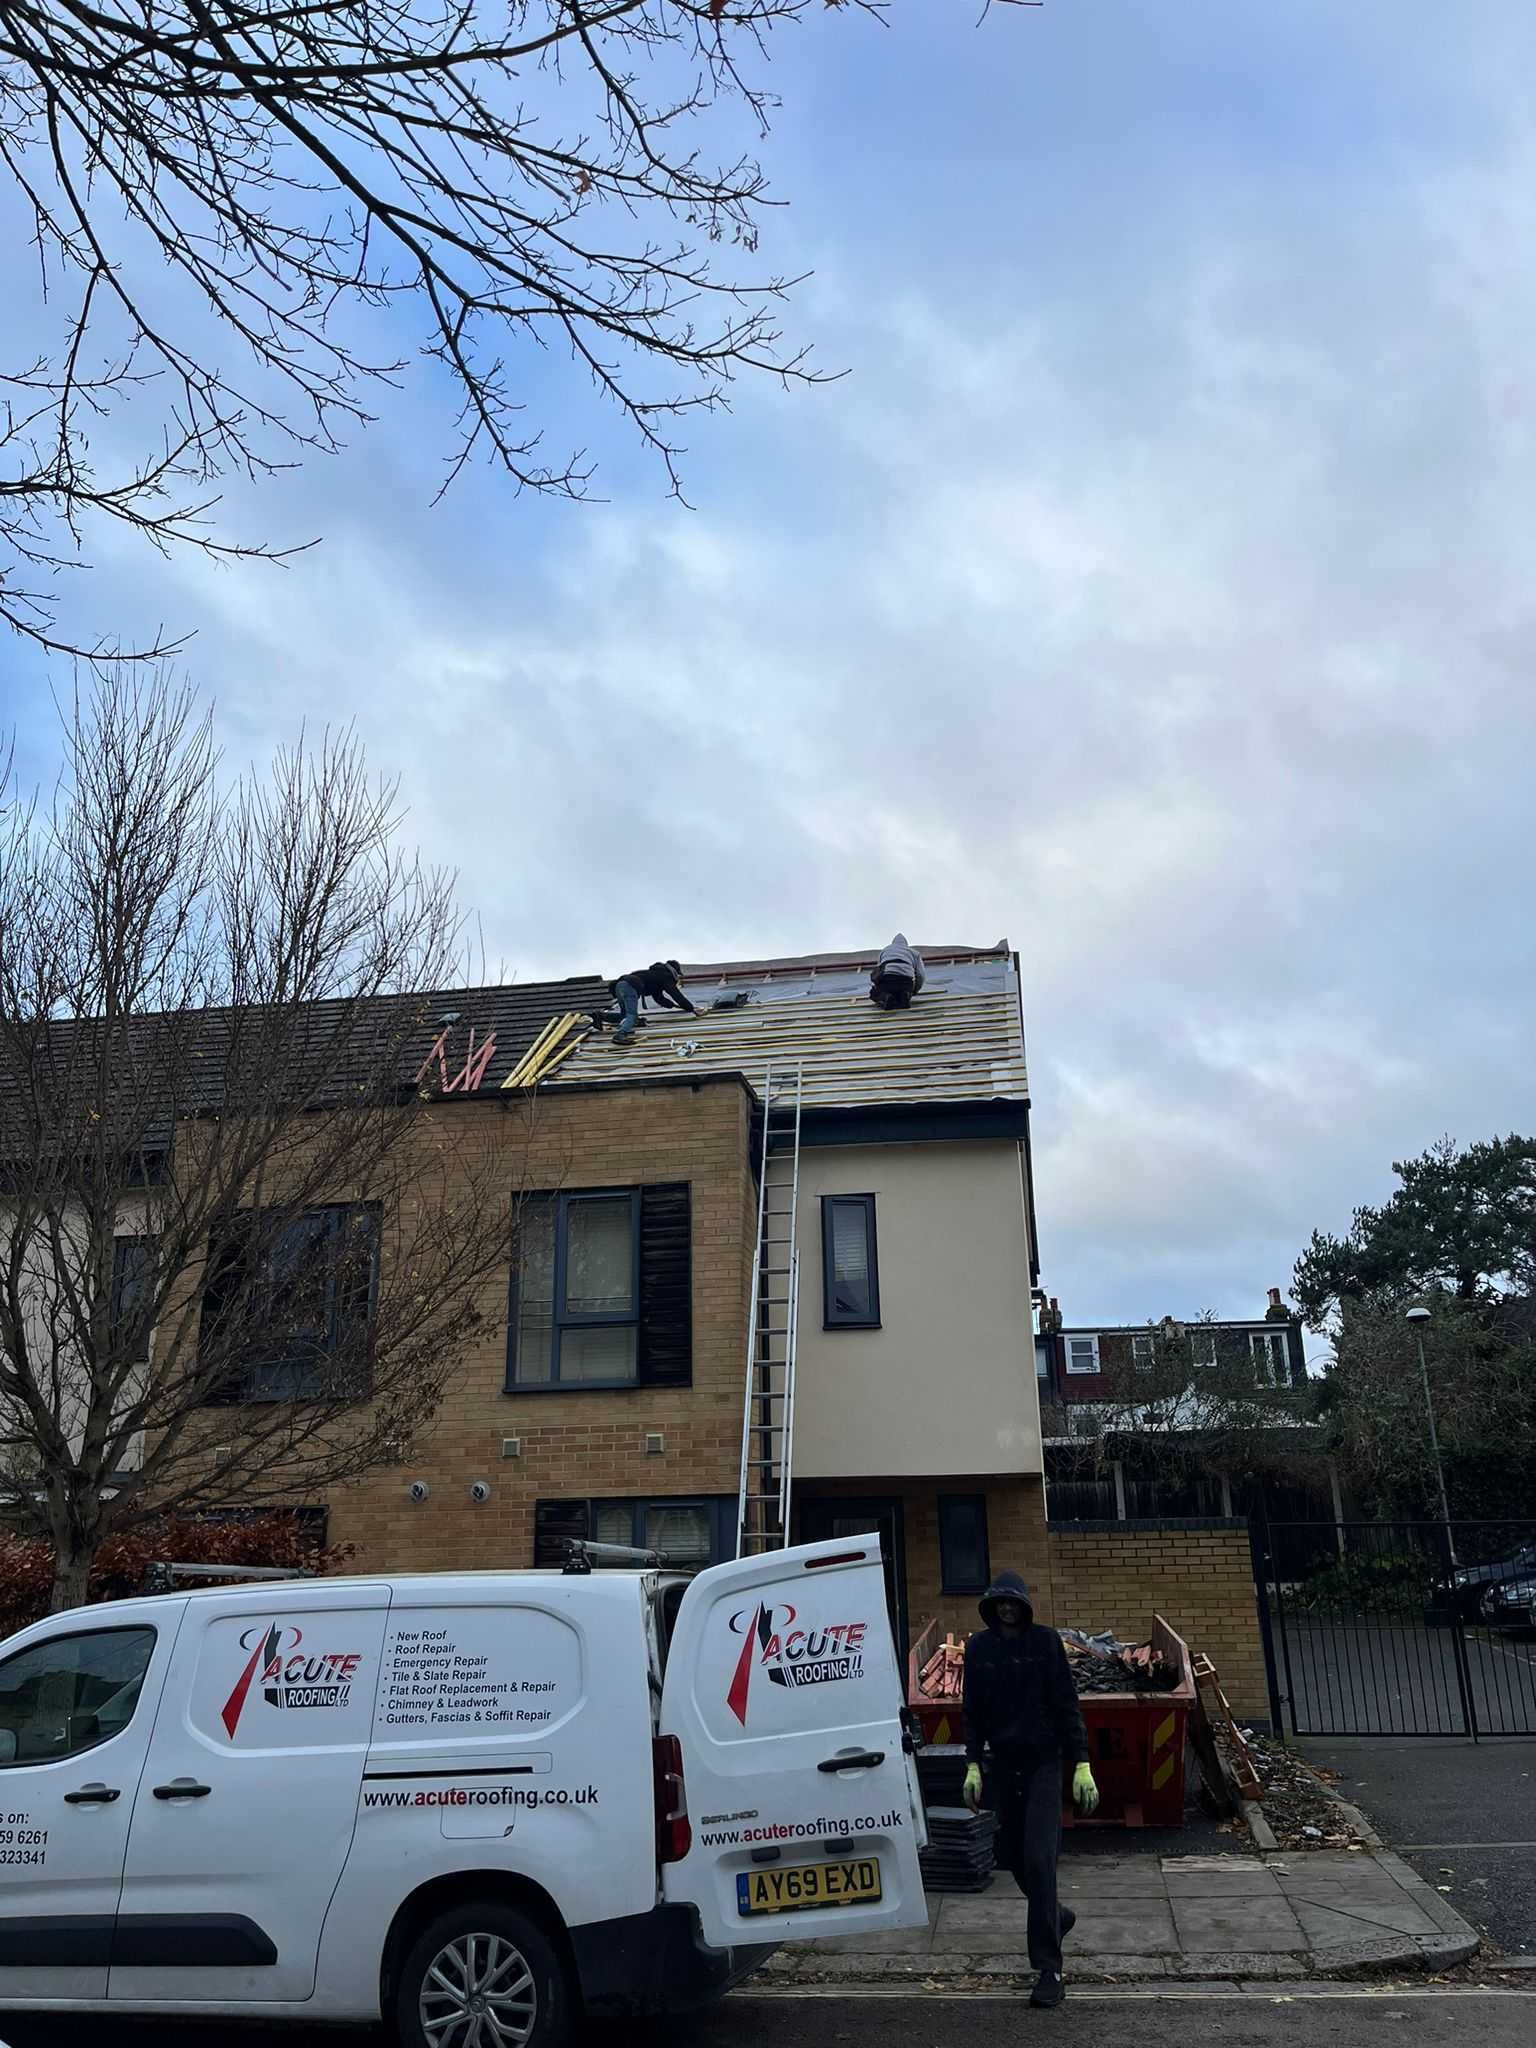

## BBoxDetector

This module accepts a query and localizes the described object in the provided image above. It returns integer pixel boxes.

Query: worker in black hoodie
[961,1569,1098,2008]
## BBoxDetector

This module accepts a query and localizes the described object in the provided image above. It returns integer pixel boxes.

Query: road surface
[4,1988,1536,2048]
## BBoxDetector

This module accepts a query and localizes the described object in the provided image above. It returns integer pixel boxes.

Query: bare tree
[0,0,908,656]
[0,669,536,1610]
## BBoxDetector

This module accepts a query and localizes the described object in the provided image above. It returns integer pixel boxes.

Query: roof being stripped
[549,945,1028,1111]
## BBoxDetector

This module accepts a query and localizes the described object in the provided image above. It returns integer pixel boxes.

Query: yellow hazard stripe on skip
[1150,1711,1178,1792]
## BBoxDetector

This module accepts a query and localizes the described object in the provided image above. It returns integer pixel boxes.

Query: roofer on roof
[868,933,926,1010]
[611,961,697,1045]
[961,1568,1098,2009]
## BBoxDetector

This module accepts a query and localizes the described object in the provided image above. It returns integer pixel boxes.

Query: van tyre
[395,1901,568,2048]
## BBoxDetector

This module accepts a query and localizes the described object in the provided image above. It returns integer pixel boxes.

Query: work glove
[1072,1763,1099,1816]
[962,1763,983,1812]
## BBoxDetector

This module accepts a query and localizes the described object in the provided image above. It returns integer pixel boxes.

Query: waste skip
[910,1613,1195,1830]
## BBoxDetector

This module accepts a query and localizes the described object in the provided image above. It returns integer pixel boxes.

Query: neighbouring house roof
[547,944,1029,1112]
[0,976,613,1149]
[1057,1318,1302,1335]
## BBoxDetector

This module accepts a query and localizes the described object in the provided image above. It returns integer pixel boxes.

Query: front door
[660,1535,927,1951]
[111,1585,389,2003]
[0,1604,183,2000]
[798,1497,907,1664]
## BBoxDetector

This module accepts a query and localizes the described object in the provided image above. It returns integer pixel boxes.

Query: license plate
[736,1857,882,1916]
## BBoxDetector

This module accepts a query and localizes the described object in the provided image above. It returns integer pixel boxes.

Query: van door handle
[817,1750,885,1773]
[152,1779,212,1800]
[64,1783,120,1804]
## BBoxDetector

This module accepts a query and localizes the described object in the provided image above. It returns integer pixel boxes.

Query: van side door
[110,1585,389,2004]
[659,1537,927,1951]
[0,1602,184,2001]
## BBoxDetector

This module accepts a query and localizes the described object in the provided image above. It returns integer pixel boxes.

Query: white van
[0,1536,926,2043]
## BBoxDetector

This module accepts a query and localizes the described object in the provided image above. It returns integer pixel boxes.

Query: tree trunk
[49,1547,95,1616]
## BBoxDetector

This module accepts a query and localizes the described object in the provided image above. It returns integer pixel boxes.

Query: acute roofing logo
[725,1603,869,1727]
[219,1623,363,1738]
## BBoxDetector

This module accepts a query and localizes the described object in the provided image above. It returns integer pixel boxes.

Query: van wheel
[394,1901,567,2048]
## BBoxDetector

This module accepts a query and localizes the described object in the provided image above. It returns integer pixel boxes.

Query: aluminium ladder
[735,1064,803,1557]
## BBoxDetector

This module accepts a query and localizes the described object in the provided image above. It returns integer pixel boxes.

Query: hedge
[0,1515,352,1639]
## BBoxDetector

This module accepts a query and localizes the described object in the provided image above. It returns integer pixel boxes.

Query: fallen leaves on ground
[1219,1728,1375,1851]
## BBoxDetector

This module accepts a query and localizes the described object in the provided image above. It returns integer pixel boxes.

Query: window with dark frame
[938,1494,991,1594]
[110,1236,153,1362]
[508,1184,692,1390]
[201,1205,380,1404]
[821,1194,880,1328]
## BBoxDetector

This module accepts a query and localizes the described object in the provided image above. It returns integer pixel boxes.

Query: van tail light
[653,1734,691,1864]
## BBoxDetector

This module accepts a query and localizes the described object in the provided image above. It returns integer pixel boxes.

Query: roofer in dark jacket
[962,1568,1098,2009]
[611,960,696,1044]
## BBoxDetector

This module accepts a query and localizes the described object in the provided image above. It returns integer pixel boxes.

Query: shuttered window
[821,1194,880,1329]
[508,1184,691,1388]
[533,1496,729,1570]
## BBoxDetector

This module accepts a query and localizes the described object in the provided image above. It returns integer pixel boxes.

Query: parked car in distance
[1480,1576,1536,1631]
[1435,1543,1536,1620]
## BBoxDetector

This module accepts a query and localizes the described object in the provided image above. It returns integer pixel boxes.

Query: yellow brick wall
[324,1077,757,1573]
[792,1475,1053,1664]
[1046,1523,1268,1720]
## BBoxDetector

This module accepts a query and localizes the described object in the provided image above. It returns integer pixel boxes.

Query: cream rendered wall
[791,1141,1042,1480]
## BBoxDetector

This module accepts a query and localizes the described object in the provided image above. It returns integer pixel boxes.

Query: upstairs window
[111,1236,154,1363]
[202,1206,379,1403]
[1190,1328,1218,1370]
[508,1185,692,1388]
[1131,1333,1156,1373]
[1250,1329,1290,1386]
[821,1194,880,1329]
[1065,1334,1100,1375]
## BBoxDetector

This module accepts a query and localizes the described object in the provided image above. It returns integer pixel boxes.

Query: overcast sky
[5,1,1535,1337]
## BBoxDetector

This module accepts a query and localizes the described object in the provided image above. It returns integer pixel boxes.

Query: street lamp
[1406,1305,1456,1566]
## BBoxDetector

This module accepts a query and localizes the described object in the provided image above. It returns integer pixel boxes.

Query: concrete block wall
[325,1075,757,1573]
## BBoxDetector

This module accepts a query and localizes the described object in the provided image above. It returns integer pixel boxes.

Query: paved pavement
[1300,1736,1536,1958]
[759,1850,1476,1984]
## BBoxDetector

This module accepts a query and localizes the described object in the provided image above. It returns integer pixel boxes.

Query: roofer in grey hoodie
[961,1569,1099,2008]
[868,933,926,1010]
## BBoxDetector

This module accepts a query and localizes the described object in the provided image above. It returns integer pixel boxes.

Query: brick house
[303,942,1050,1662]
[1034,1294,1333,1527]
[9,939,1280,1722]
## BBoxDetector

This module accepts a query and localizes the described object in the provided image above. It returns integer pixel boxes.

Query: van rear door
[659,1537,927,1950]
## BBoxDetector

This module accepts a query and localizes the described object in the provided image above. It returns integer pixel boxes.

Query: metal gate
[1252,1519,1536,1739]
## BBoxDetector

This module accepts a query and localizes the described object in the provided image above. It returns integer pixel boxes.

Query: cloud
[11,1,1536,1324]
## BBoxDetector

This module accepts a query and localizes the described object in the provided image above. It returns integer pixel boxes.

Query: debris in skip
[1060,1628,1181,1696]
